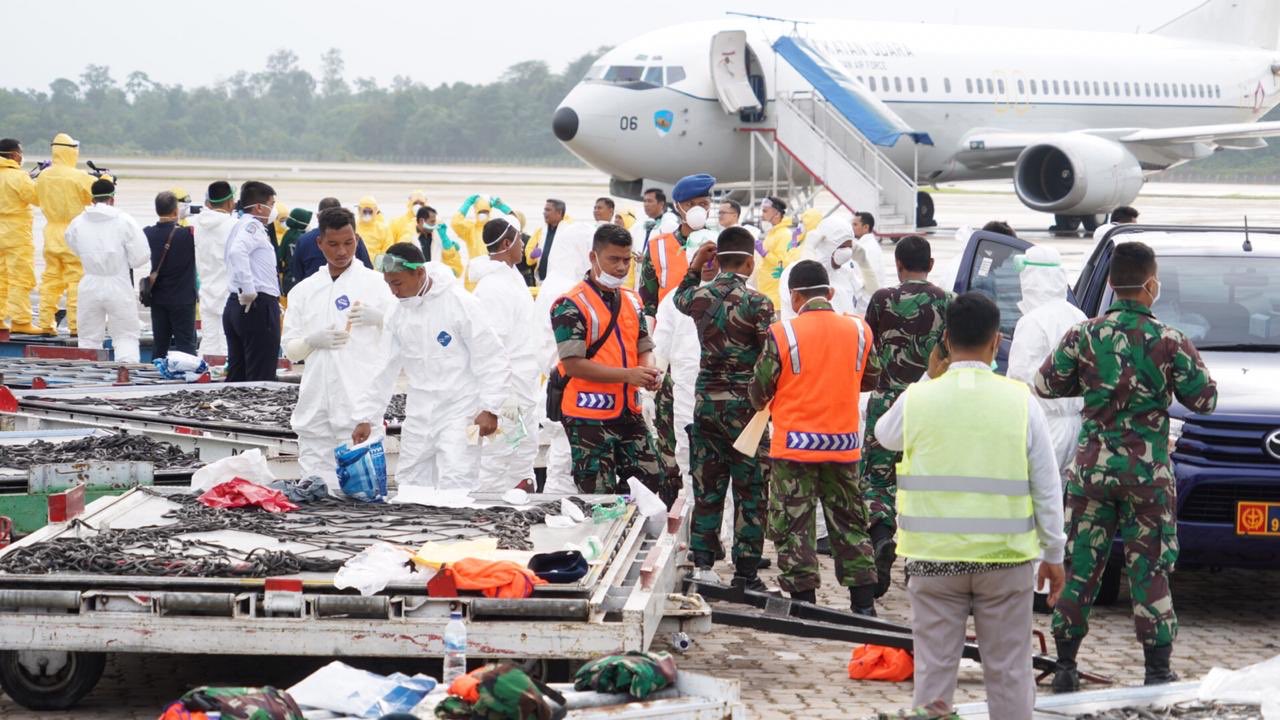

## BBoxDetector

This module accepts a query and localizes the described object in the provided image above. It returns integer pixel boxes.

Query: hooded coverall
[35,134,94,333]
[0,156,38,329]
[355,196,395,258]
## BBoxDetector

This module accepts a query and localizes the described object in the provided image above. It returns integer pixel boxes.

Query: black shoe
[815,536,832,556]
[870,524,896,599]
[1052,637,1082,694]
[849,584,877,615]
[757,557,772,570]
[731,574,768,593]
[852,604,877,617]
[1143,644,1178,686]
[691,550,714,569]
[789,589,816,604]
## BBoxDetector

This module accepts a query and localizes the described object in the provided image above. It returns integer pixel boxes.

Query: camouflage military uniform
[748,299,882,593]
[1035,299,1217,648]
[863,280,952,531]
[673,268,775,565]
[640,230,688,491]
[551,274,666,497]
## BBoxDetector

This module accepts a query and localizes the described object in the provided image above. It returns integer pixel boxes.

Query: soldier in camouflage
[863,235,952,596]
[749,261,882,613]
[673,228,775,590]
[1035,241,1217,691]
[551,224,669,499]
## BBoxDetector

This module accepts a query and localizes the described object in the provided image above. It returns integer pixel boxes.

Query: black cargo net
[0,433,201,470]
[0,489,591,578]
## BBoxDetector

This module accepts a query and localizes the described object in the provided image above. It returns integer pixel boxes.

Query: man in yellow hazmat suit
[35,133,95,336]
[0,139,41,333]
[355,196,394,257]
[388,190,428,242]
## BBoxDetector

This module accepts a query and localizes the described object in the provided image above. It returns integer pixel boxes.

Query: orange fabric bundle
[446,558,547,599]
[848,644,914,682]
[447,666,487,703]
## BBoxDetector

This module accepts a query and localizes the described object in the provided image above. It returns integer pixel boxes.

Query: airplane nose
[553,106,579,142]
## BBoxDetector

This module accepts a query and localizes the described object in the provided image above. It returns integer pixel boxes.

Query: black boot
[870,524,896,599]
[730,558,768,593]
[1051,636,1082,694]
[691,550,714,570]
[849,584,877,616]
[1143,644,1179,686]
[790,588,817,604]
[757,557,772,570]
[815,536,832,556]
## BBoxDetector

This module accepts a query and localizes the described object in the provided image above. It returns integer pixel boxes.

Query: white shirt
[855,232,887,288]
[873,361,1067,564]
[64,204,150,278]
[224,216,280,297]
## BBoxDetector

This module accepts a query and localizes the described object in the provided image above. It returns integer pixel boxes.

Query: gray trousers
[907,563,1035,720]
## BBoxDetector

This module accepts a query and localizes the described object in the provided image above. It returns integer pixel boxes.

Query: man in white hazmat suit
[352,242,510,489]
[283,207,396,493]
[652,242,707,486]
[1007,245,1087,472]
[470,216,541,492]
[778,215,881,319]
[534,221,595,494]
[192,181,238,357]
[64,179,149,363]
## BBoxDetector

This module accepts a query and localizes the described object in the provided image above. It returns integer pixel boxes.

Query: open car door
[953,230,1033,372]
[710,30,764,115]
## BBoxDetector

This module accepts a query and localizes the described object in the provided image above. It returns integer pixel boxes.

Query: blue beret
[671,173,716,203]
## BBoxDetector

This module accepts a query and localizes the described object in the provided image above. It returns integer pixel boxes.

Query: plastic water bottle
[443,610,467,684]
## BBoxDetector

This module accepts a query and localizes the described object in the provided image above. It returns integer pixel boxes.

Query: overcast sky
[9,1,1201,91]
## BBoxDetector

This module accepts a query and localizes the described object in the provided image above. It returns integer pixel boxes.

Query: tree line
[0,48,606,164]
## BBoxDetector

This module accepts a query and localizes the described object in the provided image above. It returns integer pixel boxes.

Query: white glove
[305,328,350,350]
[849,243,880,294]
[347,302,384,328]
[238,291,258,313]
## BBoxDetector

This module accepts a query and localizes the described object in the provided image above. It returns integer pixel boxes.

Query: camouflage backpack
[572,651,677,699]
[158,685,304,720]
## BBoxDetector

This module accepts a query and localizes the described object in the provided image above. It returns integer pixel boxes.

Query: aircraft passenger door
[710,30,765,116]
[953,230,1033,373]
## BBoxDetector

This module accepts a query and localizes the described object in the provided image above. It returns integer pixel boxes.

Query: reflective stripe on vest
[768,311,873,463]
[896,368,1039,563]
[656,235,669,287]
[558,281,644,421]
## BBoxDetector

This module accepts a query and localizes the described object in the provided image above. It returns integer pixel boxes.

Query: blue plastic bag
[334,439,387,502]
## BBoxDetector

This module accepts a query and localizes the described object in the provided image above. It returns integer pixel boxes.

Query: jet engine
[1014,135,1144,215]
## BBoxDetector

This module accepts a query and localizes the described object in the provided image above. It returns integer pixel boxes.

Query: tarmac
[5,160,1280,717]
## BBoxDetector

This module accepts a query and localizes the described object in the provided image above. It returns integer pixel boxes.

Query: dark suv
[955,224,1280,600]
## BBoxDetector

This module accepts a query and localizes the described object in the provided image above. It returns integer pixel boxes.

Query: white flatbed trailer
[0,487,708,711]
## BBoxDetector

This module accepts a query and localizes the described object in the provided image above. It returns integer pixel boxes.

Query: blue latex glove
[439,225,459,251]
[459,194,480,217]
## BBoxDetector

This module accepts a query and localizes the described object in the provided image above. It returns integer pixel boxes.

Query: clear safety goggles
[373,253,426,273]
[1012,255,1061,272]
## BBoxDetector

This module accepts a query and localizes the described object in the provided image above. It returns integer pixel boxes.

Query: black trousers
[222,293,281,382]
[150,303,197,359]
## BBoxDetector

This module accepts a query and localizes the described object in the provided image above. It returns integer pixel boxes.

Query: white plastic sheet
[189,449,274,492]
[1198,652,1280,718]
[628,476,667,538]
[333,543,432,597]
[287,660,437,717]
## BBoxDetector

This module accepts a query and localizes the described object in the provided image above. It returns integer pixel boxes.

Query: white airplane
[552,0,1280,230]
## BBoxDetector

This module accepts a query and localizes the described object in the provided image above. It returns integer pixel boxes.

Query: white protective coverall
[469,254,544,492]
[651,245,703,487]
[64,203,149,362]
[533,222,596,495]
[355,263,510,489]
[778,215,881,319]
[855,230,887,289]
[1007,244,1087,473]
[192,208,237,357]
[282,262,396,492]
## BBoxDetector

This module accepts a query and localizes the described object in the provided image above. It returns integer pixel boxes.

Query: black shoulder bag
[546,290,621,423]
[139,225,177,307]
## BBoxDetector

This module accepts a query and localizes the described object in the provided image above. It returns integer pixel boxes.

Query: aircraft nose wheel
[0,649,106,711]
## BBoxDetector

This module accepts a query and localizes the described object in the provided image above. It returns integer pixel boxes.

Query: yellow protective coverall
[388,190,428,243]
[451,196,492,266]
[753,214,794,308]
[0,156,39,331]
[356,196,395,257]
[34,134,94,334]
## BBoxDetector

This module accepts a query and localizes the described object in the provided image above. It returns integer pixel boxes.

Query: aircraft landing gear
[1050,213,1107,236]
[916,191,937,228]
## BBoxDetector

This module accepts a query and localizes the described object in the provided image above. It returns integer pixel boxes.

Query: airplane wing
[956,121,1280,168]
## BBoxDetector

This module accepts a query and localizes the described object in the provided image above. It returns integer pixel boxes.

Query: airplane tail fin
[1151,0,1280,50]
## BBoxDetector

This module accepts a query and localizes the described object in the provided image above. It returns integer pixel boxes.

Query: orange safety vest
[768,309,874,463]
[647,232,689,306]
[558,280,645,421]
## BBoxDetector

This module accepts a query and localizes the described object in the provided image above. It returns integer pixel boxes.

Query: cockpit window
[666,66,687,84]
[643,67,664,86]
[604,66,645,83]
[584,64,606,81]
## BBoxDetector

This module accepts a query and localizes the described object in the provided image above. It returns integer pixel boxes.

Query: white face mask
[178,202,191,220]
[831,246,854,267]
[412,203,424,213]
[593,261,626,289]
[683,205,708,231]
[399,275,430,307]
[761,220,773,232]
[267,205,279,225]
[1147,278,1162,304]
[361,210,374,222]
